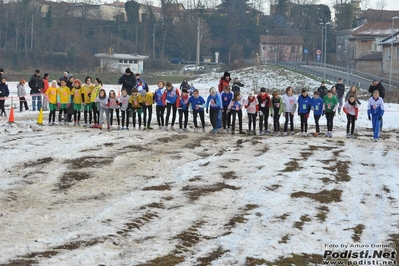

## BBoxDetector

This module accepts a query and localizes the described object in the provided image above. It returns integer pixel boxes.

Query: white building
[95,53,149,74]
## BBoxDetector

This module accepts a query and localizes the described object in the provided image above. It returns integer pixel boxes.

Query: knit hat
[125,68,131,74]
[35,69,40,74]
[44,73,49,78]
[260,87,266,92]
[223,71,230,78]
[0,68,4,72]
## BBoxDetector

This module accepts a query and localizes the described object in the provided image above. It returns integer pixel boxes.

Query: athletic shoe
[314,132,319,137]
[259,131,263,136]
[349,134,356,139]
[138,127,142,130]
[227,128,231,134]
[143,127,147,130]
[290,131,295,135]
[211,129,217,134]
[374,138,378,142]
[329,132,332,138]
[77,122,80,126]
[304,132,308,137]
[148,126,153,130]
[239,131,246,135]
[265,131,271,135]
[170,126,175,131]
[48,122,52,126]
[183,128,189,132]
[73,122,77,126]
[283,132,287,136]
[158,126,162,130]
[178,128,182,133]
[346,133,350,138]
[117,126,121,130]
[126,127,129,130]
[202,128,205,133]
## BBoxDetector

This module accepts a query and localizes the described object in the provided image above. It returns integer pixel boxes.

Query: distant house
[380,32,399,77]
[95,53,149,74]
[260,35,304,62]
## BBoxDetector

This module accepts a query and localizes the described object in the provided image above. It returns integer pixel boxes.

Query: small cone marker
[8,107,15,123]
[37,108,44,125]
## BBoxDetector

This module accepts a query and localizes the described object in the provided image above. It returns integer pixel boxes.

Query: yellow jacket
[91,85,101,103]
[143,92,154,106]
[71,88,83,104]
[57,86,71,104]
[46,86,58,104]
[129,93,143,108]
[81,84,94,104]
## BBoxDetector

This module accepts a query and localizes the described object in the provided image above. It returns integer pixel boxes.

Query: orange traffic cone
[8,107,15,123]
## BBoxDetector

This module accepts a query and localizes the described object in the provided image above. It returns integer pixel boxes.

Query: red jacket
[218,78,230,93]
[42,78,49,94]
[257,93,271,108]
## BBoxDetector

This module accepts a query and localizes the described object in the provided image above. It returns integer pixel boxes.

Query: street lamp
[265,30,269,64]
[320,22,331,81]
[390,16,399,89]
[319,22,324,64]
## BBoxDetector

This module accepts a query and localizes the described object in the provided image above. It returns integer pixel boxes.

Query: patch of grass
[142,183,172,191]
[196,247,229,265]
[291,189,342,203]
[67,156,113,169]
[121,212,159,234]
[221,171,238,179]
[103,142,114,147]
[316,205,329,222]
[266,184,281,191]
[294,215,311,230]
[189,176,202,182]
[300,151,313,159]
[276,213,290,220]
[255,145,269,157]
[388,234,399,261]
[320,177,333,183]
[225,204,259,229]
[137,254,184,266]
[121,145,147,151]
[308,145,335,151]
[215,149,226,156]
[245,257,268,265]
[279,234,290,244]
[140,202,165,209]
[24,157,53,168]
[282,159,302,172]
[200,161,210,167]
[156,135,186,143]
[344,224,365,242]
[58,171,92,190]
[182,182,240,201]
[173,221,204,251]
[383,185,390,193]
[336,161,351,182]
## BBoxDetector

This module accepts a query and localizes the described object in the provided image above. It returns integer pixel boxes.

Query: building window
[119,59,123,63]
[385,48,391,61]
[269,46,273,53]
[134,60,138,64]
[263,46,266,50]
[124,59,128,63]
[129,60,133,63]
[291,46,295,53]
[396,47,399,60]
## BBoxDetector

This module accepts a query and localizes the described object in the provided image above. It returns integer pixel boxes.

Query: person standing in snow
[142,88,154,130]
[176,88,190,133]
[297,88,312,136]
[282,86,297,136]
[228,92,245,135]
[188,89,206,133]
[218,72,231,93]
[108,90,120,130]
[343,95,359,138]
[96,88,111,130]
[28,69,44,111]
[162,82,180,131]
[311,91,323,137]
[57,79,71,126]
[368,79,385,131]
[118,68,136,96]
[270,91,283,136]
[46,80,58,125]
[334,78,345,115]
[91,78,102,128]
[206,87,222,134]
[367,90,385,142]
[155,80,166,130]
[221,85,233,133]
[257,87,271,135]
[317,81,328,100]
[17,79,29,112]
[0,77,10,117]
[119,89,131,130]
[323,90,338,138]
[232,77,245,93]
[129,88,143,130]
[42,73,50,111]
[245,91,259,135]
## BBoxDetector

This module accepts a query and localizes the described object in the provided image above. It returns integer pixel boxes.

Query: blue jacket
[367,97,385,117]
[0,83,9,97]
[221,91,234,108]
[312,97,324,116]
[188,96,205,111]
[297,94,312,114]
[229,100,242,111]
[155,87,165,106]
[206,94,221,109]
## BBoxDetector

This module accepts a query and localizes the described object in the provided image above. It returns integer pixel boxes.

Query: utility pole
[31,14,34,50]
[153,24,156,59]
[196,18,201,72]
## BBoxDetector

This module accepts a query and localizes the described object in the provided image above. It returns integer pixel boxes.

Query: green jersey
[323,95,338,112]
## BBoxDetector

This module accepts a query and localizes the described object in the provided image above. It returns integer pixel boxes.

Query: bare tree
[361,0,371,10]
[375,0,386,10]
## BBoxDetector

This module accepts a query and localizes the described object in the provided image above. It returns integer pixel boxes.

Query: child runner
[282,86,297,136]
[177,88,190,133]
[119,89,130,130]
[323,90,339,138]
[257,87,271,135]
[345,85,362,105]
[245,91,259,135]
[17,80,29,112]
[96,88,110,130]
[206,87,222,134]
[129,88,143,130]
[91,78,102,128]
[270,91,283,136]
[155,80,166,129]
[57,79,70,126]
[45,80,58,125]
[297,88,312,136]
[162,82,180,131]
[343,94,359,138]
[228,91,245,135]
[367,90,385,142]
[142,87,154,130]
[311,91,323,137]
[221,85,233,133]
[188,89,206,133]
[81,76,94,127]
[71,79,83,126]
[109,90,121,130]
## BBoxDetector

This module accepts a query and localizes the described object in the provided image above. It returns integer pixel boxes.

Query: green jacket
[270,96,283,115]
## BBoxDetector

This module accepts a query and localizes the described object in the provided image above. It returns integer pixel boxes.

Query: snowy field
[0,66,398,266]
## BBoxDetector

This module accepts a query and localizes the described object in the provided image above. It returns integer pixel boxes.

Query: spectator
[232,77,245,93]
[28,69,44,111]
[118,68,136,95]
[42,73,50,111]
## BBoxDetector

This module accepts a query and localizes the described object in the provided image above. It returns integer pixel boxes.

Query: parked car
[183,65,205,73]
[169,57,185,64]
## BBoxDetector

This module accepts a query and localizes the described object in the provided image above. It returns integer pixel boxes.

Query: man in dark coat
[28,69,44,111]
[334,78,345,115]
[118,68,136,95]
[369,79,386,130]
[317,81,328,100]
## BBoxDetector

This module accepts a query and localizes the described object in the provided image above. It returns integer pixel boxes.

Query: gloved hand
[368,115,371,121]
[322,110,325,116]
[378,116,382,121]
[270,114,273,117]
[306,113,309,119]
[259,111,263,116]
[206,108,209,114]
